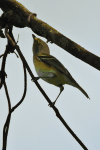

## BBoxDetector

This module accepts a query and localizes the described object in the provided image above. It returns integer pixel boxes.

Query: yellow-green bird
[32,34,90,104]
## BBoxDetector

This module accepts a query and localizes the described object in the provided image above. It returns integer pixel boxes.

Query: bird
[32,34,90,104]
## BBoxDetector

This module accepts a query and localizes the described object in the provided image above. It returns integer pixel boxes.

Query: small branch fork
[1,25,27,150]
[1,24,88,150]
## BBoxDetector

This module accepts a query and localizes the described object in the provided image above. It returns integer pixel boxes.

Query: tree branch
[0,0,100,71]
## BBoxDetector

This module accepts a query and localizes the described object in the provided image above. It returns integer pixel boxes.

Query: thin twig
[3,82,11,150]
[0,45,9,89]
[4,82,11,112]
[0,54,4,58]
[11,63,27,112]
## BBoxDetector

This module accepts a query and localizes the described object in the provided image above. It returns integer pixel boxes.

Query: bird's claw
[48,101,56,107]
[31,77,40,82]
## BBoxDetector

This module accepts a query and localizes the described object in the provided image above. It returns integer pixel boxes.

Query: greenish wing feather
[38,54,73,79]
[37,54,90,99]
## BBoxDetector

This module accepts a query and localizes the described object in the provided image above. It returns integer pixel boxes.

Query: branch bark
[0,0,100,71]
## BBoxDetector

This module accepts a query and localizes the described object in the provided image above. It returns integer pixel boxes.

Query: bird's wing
[37,54,73,78]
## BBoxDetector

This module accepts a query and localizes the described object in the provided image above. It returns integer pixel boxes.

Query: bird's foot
[31,77,40,82]
[48,101,55,107]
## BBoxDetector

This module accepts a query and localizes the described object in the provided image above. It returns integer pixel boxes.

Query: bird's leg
[52,85,64,105]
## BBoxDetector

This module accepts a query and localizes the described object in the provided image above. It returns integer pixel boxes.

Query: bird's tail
[76,83,90,99]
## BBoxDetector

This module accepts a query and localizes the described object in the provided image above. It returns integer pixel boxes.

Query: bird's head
[32,34,50,55]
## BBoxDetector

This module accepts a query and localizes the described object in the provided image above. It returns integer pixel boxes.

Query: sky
[0,0,100,149]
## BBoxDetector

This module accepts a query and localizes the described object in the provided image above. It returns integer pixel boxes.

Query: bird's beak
[32,34,35,39]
